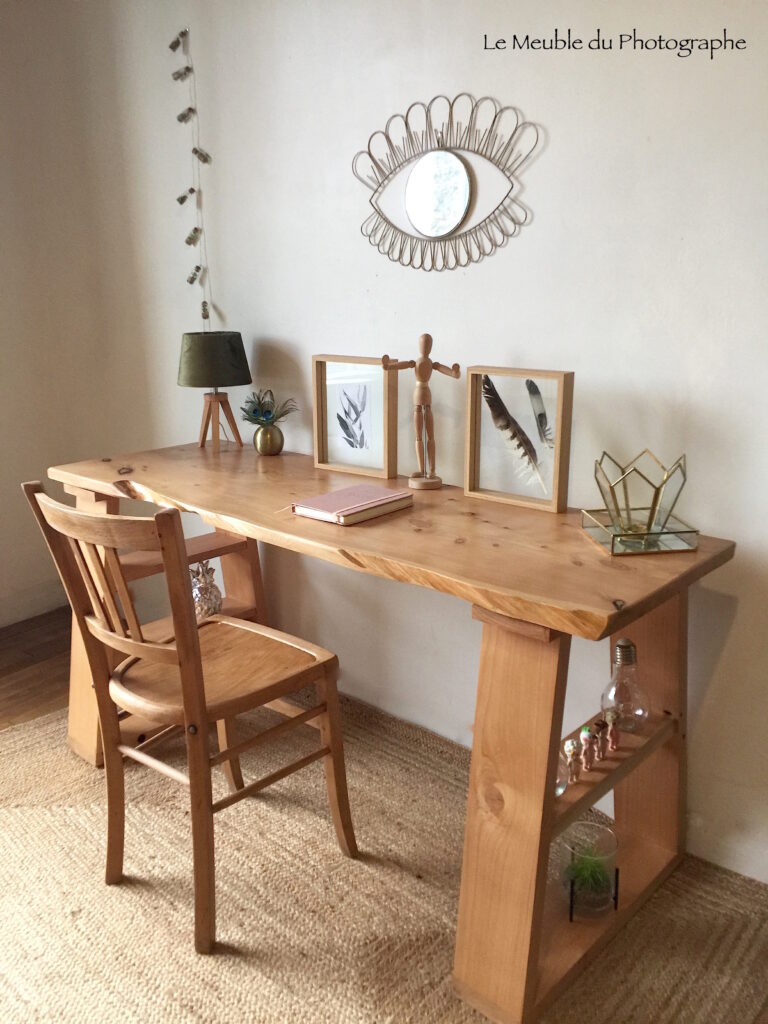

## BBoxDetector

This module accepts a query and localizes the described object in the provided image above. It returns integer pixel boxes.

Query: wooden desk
[49,444,734,1024]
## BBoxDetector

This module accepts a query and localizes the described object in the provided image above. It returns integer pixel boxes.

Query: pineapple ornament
[190,560,222,621]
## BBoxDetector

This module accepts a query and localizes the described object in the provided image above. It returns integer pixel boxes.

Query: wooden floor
[0,607,71,730]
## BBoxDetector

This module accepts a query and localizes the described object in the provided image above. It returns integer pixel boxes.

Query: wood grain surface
[49,444,734,640]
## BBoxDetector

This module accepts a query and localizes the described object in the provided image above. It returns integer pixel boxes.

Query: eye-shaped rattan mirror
[352,93,540,272]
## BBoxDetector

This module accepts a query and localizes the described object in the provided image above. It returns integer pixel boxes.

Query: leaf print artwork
[337,384,370,449]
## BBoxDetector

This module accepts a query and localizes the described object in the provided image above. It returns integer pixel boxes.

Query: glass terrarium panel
[596,452,624,482]
[595,460,621,528]
[650,460,686,532]
[618,468,658,531]
[626,449,666,487]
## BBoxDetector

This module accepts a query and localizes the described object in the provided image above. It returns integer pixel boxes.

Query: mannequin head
[418,333,433,357]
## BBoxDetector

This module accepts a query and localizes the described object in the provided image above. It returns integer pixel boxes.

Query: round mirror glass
[404,150,471,238]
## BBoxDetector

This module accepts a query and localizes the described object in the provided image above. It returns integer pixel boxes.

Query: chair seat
[110,615,336,726]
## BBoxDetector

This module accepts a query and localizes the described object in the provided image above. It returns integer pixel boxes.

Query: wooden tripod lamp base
[199,392,243,454]
[178,331,252,456]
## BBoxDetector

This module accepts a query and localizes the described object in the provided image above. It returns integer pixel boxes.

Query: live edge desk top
[49,443,735,642]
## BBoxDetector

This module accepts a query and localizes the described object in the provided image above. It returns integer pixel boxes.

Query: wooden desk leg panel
[453,618,571,1024]
[611,591,687,855]
[220,538,268,625]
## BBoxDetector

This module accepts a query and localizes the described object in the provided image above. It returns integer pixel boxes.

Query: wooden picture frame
[465,366,574,512]
[312,355,398,479]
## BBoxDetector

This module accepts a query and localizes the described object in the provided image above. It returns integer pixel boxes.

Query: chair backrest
[22,482,207,726]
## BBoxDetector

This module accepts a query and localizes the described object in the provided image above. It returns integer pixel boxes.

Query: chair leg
[216,718,245,792]
[93,677,125,884]
[316,673,358,859]
[186,726,216,953]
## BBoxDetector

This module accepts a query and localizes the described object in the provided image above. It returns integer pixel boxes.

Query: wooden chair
[22,482,357,953]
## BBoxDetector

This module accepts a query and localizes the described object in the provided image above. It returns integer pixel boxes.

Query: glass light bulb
[601,661,649,732]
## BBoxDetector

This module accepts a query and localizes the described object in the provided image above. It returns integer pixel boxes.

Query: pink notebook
[292,484,413,525]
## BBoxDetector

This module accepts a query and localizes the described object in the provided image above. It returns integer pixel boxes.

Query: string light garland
[170,27,216,327]
[168,28,188,52]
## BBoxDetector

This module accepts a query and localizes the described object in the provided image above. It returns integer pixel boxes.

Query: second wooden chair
[23,482,358,953]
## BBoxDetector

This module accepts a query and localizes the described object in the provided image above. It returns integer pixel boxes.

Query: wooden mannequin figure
[382,333,461,490]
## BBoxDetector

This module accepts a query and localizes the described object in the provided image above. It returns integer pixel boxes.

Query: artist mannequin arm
[433,361,461,378]
[381,355,417,371]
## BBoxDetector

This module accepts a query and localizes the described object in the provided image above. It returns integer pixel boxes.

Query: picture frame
[464,366,574,512]
[312,355,398,478]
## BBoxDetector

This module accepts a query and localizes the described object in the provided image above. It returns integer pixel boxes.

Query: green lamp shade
[177,331,251,388]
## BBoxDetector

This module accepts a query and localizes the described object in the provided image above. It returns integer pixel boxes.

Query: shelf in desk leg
[552,713,678,839]
[533,827,680,1017]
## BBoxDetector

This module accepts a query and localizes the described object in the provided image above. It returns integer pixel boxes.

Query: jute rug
[1,699,766,1024]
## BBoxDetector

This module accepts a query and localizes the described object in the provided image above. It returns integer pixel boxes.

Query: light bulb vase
[601,637,650,734]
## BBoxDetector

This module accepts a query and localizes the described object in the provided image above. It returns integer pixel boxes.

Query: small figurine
[563,739,581,784]
[382,333,461,490]
[593,719,608,761]
[605,707,620,752]
[580,726,596,772]
[190,560,222,621]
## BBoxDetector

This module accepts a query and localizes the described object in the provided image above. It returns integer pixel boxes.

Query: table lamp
[178,331,252,454]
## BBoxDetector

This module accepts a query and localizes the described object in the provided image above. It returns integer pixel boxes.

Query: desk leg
[64,487,119,766]
[611,591,687,855]
[221,538,268,625]
[453,616,571,1024]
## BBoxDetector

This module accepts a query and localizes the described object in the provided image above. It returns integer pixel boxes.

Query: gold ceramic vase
[253,424,284,455]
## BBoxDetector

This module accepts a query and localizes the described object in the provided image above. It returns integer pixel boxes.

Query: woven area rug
[1,700,767,1024]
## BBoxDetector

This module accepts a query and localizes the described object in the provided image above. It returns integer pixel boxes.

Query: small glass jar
[559,820,618,917]
[601,637,650,733]
[554,752,568,798]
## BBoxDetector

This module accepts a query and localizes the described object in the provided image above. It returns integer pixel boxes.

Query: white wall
[2,0,766,882]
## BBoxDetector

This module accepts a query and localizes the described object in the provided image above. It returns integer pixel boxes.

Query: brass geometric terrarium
[595,450,686,532]
[581,450,698,555]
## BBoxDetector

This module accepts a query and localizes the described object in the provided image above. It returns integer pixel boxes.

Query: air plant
[337,385,368,449]
[565,846,613,896]
[241,389,298,428]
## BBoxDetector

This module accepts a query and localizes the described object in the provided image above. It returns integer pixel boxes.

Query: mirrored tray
[580,509,699,556]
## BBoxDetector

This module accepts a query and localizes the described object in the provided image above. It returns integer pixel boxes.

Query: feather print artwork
[481,375,547,494]
[525,378,554,448]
